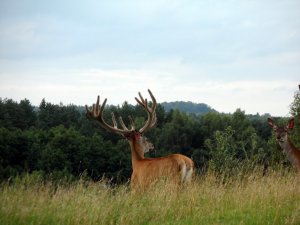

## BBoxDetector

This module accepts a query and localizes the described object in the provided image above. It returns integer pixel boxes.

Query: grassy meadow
[0,170,299,225]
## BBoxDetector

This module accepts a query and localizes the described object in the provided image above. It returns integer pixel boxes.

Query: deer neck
[278,136,300,171]
[129,138,145,168]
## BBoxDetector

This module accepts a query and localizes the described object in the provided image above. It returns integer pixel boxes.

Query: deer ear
[287,118,294,130]
[267,118,275,128]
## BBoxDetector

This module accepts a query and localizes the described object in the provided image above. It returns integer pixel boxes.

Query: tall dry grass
[0,170,299,225]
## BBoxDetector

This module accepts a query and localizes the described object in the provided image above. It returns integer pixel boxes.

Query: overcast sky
[0,0,299,116]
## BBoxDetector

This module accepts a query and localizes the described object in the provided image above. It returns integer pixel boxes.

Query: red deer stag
[268,117,300,172]
[86,90,194,189]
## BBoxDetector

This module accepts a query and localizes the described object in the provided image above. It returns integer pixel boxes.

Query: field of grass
[0,170,299,225]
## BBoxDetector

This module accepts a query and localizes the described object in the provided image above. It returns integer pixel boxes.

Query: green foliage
[158,110,196,154]
[0,96,297,183]
[290,88,300,117]
[0,98,36,130]
[0,128,30,180]
[290,88,300,148]
[161,101,216,115]
[37,99,81,129]
[206,126,240,176]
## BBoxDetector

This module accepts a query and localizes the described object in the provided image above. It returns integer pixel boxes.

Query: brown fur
[268,117,300,172]
[129,132,194,189]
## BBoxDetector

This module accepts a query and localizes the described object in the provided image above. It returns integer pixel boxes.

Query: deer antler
[135,89,157,133]
[85,89,157,136]
[85,96,134,136]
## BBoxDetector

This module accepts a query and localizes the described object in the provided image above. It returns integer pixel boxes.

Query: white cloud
[0,0,299,117]
[0,67,297,117]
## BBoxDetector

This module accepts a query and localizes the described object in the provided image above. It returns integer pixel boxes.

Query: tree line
[0,92,299,183]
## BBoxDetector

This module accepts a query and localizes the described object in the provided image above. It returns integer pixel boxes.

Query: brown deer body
[268,117,300,172]
[86,90,194,189]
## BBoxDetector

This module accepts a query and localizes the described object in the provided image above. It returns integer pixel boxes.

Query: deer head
[267,118,294,143]
[85,89,157,155]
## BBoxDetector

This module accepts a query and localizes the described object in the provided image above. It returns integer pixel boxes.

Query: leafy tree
[248,113,272,144]
[206,126,239,177]
[290,87,300,117]
[290,87,300,147]
[0,98,36,130]
[158,110,196,155]
[0,128,30,179]
[161,101,216,115]
[19,99,37,129]
[199,112,231,139]
[37,99,59,129]
[37,99,81,130]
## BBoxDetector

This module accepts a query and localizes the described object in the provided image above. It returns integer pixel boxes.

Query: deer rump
[131,154,194,187]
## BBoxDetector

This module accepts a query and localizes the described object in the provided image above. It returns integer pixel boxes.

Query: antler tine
[148,89,156,109]
[118,116,136,131]
[137,89,157,134]
[128,116,136,130]
[144,98,148,110]
[111,112,118,128]
[151,114,157,126]
[119,116,129,130]
[85,95,104,118]
[135,97,151,114]
[86,91,156,135]
[138,92,146,104]
[86,95,133,136]
[95,95,100,115]
[135,97,144,108]
[98,97,107,117]
[85,105,91,117]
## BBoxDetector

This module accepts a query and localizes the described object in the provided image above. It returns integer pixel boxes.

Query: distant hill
[161,101,217,115]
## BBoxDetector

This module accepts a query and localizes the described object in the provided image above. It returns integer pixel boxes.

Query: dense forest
[1,90,300,183]
[161,101,216,115]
